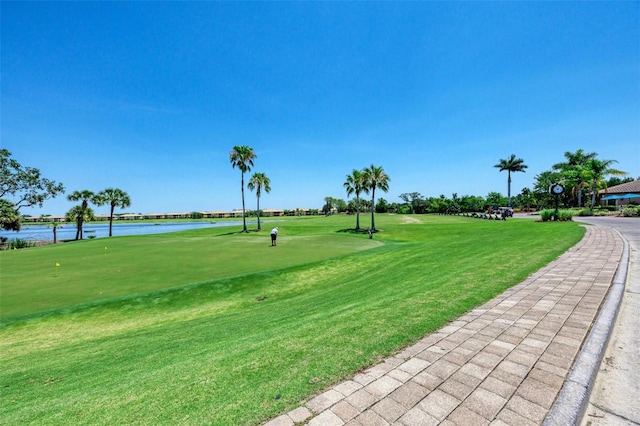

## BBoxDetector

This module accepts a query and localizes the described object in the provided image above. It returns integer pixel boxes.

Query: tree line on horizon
[1,148,636,236]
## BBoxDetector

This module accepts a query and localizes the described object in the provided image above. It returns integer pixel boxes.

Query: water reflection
[0,221,251,241]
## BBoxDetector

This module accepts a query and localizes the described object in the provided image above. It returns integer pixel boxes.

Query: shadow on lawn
[336,228,381,235]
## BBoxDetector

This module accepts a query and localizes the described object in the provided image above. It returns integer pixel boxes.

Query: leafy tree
[485,191,507,209]
[607,176,635,188]
[247,172,271,231]
[65,205,96,240]
[95,188,131,237]
[322,196,335,215]
[494,154,528,207]
[363,164,390,231]
[375,197,390,213]
[0,199,21,231]
[0,149,64,231]
[533,170,564,209]
[229,145,256,232]
[552,149,596,207]
[399,192,426,214]
[48,221,61,244]
[344,169,366,229]
[584,158,626,209]
[67,190,97,240]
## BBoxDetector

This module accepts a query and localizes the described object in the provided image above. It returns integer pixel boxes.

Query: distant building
[600,179,640,207]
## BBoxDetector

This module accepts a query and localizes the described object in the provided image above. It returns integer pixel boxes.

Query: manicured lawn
[0,214,584,425]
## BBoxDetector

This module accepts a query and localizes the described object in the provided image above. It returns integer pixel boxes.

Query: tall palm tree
[65,205,96,240]
[363,164,390,232]
[247,172,271,231]
[552,149,597,207]
[584,158,626,209]
[67,190,96,240]
[494,154,527,207]
[344,169,367,230]
[229,145,256,233]
[95,188,131,237]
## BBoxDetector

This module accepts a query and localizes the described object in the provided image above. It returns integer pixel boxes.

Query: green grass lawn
[0,214,584,425]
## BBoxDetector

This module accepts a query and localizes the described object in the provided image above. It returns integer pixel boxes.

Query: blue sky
[2,1,639,216]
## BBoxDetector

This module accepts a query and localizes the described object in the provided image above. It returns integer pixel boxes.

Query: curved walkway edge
[543,227,629,426]
[264,223,626,426]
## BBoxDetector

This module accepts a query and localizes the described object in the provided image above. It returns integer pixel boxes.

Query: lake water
[0,221,251,241]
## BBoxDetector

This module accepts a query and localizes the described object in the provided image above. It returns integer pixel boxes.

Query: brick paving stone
[412,371,444,390]
[263,414,294,426]
[514,377,558,410]
[372,397,406,423]
[425,359,459,380]
[479,375,516,400]
[365,376,403,398]
[331,400,360,423]
[417,389,461,421]
[504,395,547,424]
[495,407,539,426]
[307,389,344,413]
[438,379,475,401]
[288,407,313,423]
[345,388,378,412]
[470,351,503,369]
[447,405,490,425]
[458,361,492,381]
[334,380,363,397]
[527,367,564,389]
[463,387,508,420]
[308,410,344,426]
[354,410,390,426]
[389,380,429,409]
[387,367,413,384]
[397,407,439,426]
[505,348,539,368]
[398,357,430,376]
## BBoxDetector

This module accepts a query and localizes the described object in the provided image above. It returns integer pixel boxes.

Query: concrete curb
[543,226,630,425]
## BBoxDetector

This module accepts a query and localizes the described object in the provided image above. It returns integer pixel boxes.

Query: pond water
[0,221,252,241]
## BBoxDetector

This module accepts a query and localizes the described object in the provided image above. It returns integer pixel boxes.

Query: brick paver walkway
[264,224,623,426]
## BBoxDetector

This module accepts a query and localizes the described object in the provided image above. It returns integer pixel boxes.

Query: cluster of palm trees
[343,165,390,232]
[549,150,626,209]
[495,150,627,211]
[229,145,271,232]
[65,188,131,240]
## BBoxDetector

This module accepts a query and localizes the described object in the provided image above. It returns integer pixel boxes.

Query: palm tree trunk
[370,188,376,231]
[355,195,360,230]
[241,172,247,232]
[507,171,512,207]
[256,195,261,230]
[109,205,115,237]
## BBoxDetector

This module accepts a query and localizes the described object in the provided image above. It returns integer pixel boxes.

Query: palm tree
[363,164,390,232]
[94,188,131,237]
[584,158,626,209]
[494,154,528,207]
[344,169,367,230]
[229,146,257,233]
[65,205,96,240]
[552,149,597,207]
[247,172,271,231]
[67,190,96,240]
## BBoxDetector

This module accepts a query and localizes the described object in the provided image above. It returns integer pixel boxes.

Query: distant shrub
[622,206,639,217]
[7,239,36,249]
[540,209,574,222]
[576,208,593,216]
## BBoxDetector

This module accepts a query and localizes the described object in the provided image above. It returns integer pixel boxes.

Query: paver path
[264,224,623,426]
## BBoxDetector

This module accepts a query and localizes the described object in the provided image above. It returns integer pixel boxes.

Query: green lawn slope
[0,214,584,425]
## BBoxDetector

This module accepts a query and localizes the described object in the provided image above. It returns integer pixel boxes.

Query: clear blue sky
[2,1,639,216]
